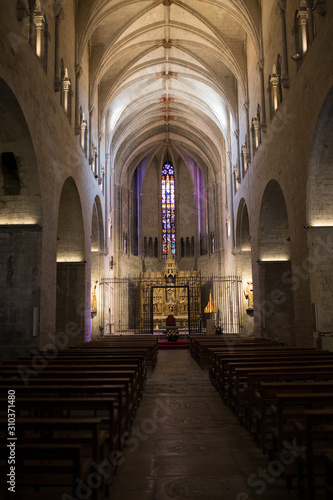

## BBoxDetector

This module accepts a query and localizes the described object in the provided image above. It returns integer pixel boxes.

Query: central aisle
[110,350,298,500]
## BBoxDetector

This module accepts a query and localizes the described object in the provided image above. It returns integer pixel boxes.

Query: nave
[111,349,298,500]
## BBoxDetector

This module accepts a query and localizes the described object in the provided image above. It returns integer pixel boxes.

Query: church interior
[1,0,333,498]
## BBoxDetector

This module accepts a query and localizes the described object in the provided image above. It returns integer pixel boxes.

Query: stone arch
[306,86,333,333]
[91,196,105,339]
[258,180,295,344]
[56,177,85,343]
[0,78,42,362]
[235,199,253,334]
[0,78,41,223]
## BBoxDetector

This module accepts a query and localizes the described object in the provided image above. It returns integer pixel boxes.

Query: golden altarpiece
[140,252,201,331]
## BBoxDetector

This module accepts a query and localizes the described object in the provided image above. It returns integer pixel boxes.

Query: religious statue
[180,298,187,314]
[91,279,98,315]
[245,279,254,310]
[153,297,162,313]
[166,287,175,304]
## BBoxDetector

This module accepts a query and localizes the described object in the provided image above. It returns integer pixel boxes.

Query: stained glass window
[162,162,176,256]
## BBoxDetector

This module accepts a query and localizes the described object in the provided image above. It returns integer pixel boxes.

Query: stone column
[34,13,44,59]
[28,0,36,48]
[89,107,94,165]
[257,60,267,131]
[81,114,87,152]
[270,65,279,113]
[54,9,64,92]
[253,113,260,150]
[62,68,71,116]
[75,66,83,134]
[242,142,248,175]
[298,10,309,54]
[243,101,251,162]
[276,1,289,88]
[305,0,315,42]
[234,128,241,180]
[227,151,235,249]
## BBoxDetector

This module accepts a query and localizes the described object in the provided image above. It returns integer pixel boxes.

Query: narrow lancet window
[161,162,176,256]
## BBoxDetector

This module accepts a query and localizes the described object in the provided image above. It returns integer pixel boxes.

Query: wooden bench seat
[0,416,107,462]
[253,382,333,452]
[0,443,97,499]
[295,410,333,499]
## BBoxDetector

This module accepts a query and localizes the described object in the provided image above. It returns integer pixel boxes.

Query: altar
[140,252,201,332]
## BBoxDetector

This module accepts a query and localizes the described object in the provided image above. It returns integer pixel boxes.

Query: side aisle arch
[56,177,86,344]
[258,180,295,345]
[235,199,253,334]
[0,77,42,361]
[91,196,105,339]
[306,86,333,335]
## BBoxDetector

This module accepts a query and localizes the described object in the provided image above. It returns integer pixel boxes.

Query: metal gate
[102,275,243,334]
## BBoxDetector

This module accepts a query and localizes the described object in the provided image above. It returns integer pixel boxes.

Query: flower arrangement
[215,322,223,335]
[166,329,179,341]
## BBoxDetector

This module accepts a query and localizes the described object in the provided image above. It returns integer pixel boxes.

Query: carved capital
[75,65,83,78]
[256,59,264,72]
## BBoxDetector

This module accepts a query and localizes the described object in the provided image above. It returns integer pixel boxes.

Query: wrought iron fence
[101,275,243,334]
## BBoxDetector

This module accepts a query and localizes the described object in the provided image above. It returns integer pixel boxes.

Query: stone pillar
[89,107,94,164]
[54,9,64,92]
[234,128,241,179]
[253,113,260,149]
[242,142,248,175]
[75,66,83,134]
[62,68,71,116]
[34,13,44,58]
[257,60,267,131]
[243,101,251,162]
[233,164,239,192]
[81,114,87,152]
[28,0,36,47]
[298,10,309,54]
[305,0,315,42]
[270,65,279,113]
[227,150,235,248]
[276,1,289,88]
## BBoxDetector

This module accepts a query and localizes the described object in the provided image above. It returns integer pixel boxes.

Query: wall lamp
[291,54,302,62]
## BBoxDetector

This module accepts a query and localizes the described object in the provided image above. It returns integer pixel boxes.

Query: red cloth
[166,314,176,326]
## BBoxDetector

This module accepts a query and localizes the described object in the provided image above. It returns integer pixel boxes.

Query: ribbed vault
[77,0,260,185]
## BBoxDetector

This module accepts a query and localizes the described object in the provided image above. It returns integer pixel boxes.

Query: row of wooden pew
[189,335,333,499]
[0,334,158,500]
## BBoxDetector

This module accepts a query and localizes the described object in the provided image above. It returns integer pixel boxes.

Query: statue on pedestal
[245,279,254,310]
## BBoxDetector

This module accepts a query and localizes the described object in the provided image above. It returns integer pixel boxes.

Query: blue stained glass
[162,163,176,255]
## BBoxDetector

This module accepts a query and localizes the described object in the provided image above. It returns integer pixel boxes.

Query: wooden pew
[0,395,119,451]
[253,381,333,453]
[295,410,333,499]
[0,369,140,426]
[242,368,333,432]
[0,383,128,448]
[0,443,96,499]
[0,416,107,463]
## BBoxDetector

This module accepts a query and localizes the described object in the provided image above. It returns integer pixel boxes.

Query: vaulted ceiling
[77,0,261,182]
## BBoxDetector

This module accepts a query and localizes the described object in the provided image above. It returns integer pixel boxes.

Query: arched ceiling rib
[77,0,260,183]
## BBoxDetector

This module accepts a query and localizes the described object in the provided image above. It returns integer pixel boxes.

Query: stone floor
[109,349,306,500]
